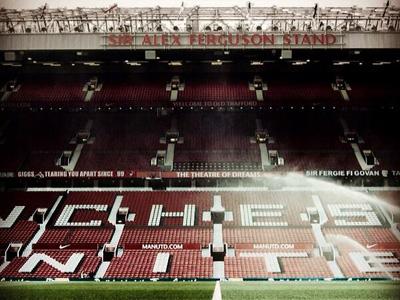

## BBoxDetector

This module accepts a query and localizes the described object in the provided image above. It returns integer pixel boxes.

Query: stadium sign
[3,32,400,50]
[235,243,314,250]
[125,243,200,250]
[107,32,340,48]
[305,170,391,177]
[9,169,400,179]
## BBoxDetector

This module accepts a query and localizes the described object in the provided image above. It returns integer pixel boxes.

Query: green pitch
[0,281,399,300]
[221,281,400,300]
[0,282,215,300]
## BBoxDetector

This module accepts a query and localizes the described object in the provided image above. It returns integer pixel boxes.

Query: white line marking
[212,281,222,300]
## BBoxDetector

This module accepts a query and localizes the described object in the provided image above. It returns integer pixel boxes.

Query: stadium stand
[173,113,261,171]
[0,3,399,285]
[120,228,212,245]
[0,192,59,253]
[0,250,100,279]
[266,112,360,171]
[8,76,85,104]
[225,252,333,278]
[91,76,169,105]
[220,191,314,227]
[105,250,213,278]
[0,190,399,280]
[266,77,340,105]
[1,73,398,107]
[177,75,256,103]
[223,228,315,244]
[75,113,169,170]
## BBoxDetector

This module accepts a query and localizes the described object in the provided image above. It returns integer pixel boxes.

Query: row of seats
[38,228,114,245]
[173,161,262,171]
[2,248,399,279]
[0,191,397,252]
[220,191,315,227]
[323,227,399,245]
[105,250,213,278]
[0,250,100,279]
[0,189,398,279]
[0,192,59,252]
[0,221,39,251]
[1,111,399,172]
[120,228,212,245]
[224,228,315,244]
[121,191,212,227]
[3,75,398,105]
[225,252,333,278]
[337,253,400,278]
[8,80,84,103]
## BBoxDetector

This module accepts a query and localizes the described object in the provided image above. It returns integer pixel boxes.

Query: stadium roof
[0,1,396,10]
[1,2,399,34]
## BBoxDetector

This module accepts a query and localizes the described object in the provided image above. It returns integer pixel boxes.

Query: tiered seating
[0,192,58,221]
[8,76,84,103]
[113,192,215,260]
[348,112,400,169]
[219,191,333,279]
[177,76,255,103]
[372,191,400,207]
[105,250,212,278]
[118,191,213,246]
[38,192,115,247]
[173,112,261,170]
[0,190,399,280]
[266,78,340,105]
[323,192,400,278]
[225,251,332,278]
[173,150,261,163]
[0,113,85,171]
[329,227,400,279]
[36,229,69,244]
[317,191,384,227]
[0,192,58,251]
[348,78,399,105]
[322,227,399,245]
[0,110,398,172]
[121,191,212,226]
[224,228,315,245]
[75,113,168,170]
[323,226,400,278]
[1,72,398,107]
[120,228,212,245]
[0,149,27,171]
[335,250,400,279]
[0,250,100,279]
[173,161,261,171]
[0,221,39,250]
[38,228,113,246]
[176,113,257,152]
[266,112,359,171]
[220,191,313,227]
[278,151,359,171]
[56,192,115,224]
[91,77,169,105]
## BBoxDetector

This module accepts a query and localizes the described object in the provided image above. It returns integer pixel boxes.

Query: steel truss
[1,3,399,34]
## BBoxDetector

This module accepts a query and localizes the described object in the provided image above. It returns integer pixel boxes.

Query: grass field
[0,282,215,300]
[221,281,400,300]
[0,281,399,300]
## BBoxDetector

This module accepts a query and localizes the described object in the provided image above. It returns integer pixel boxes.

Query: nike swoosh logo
[366,244,377,249]
[59,244,70,249]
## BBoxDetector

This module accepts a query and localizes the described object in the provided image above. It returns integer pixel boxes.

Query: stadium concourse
[0,2,400,299]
